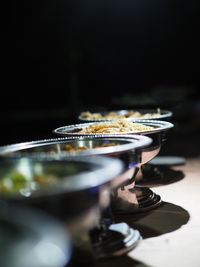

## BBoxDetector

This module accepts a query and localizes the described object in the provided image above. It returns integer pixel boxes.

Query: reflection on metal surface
[0,204,71,267]
[78,109,172,122]
[53,120,174,136]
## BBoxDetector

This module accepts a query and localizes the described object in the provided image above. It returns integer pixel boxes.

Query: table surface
[92,157,200,267]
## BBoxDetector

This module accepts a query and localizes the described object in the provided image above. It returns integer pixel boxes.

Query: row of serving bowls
[0,112,174,265]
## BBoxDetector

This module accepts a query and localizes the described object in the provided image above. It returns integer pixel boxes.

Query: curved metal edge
[0,134,152,156]
[78,109,173,122]
[0,154,125,194]
[0,203,72,267]
[53,120,174,136]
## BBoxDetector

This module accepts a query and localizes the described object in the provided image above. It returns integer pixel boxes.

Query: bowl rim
[78,108,173,121]
[0,154,124,198]
[53,119,174,136]
[0,134,152,156]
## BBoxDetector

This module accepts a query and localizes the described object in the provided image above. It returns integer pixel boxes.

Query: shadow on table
[114,201,190,239]
[68,202,189,267]
[137,165,185,188]
[68,249,150,267]
[91,254,150,267]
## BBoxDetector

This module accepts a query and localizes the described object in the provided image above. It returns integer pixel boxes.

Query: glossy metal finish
[54,120,174,214]
[0,135,152,190]
[0,154,123,216]
[0,204,71,267]
[0,155,124,263]
[0,135,152,260]
[53,119,174,136]
[0,135,151,158]
[112,134,164,213]
[52,121,173,213]
[78,109,173,122]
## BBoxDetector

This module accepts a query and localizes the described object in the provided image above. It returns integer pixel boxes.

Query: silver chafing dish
[78,109,172,122]
[53,119,173,136]
[52,120,174,213]
[0,135,152,193]
[0,154,124,263]
[0,135,154,211]
[78,108,174,185]
[0,203,71,267]
[0,135,152,260]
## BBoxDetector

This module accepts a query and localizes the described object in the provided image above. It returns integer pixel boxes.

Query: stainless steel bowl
[0,135,152,189]
[0,135,152,260]
[0,203,71,267]
[78,109,173,122]
[0,155,124,262]
[52,120,174,167]
[52,120,173,171]
[0,135,152,157]
[0,135,153,214]
[0,154,123,217]
[53,119,174,136]
[53,120,174,214]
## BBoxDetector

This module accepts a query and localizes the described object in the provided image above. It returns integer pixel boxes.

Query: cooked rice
[79,120,154,133]
[80,109,161,120]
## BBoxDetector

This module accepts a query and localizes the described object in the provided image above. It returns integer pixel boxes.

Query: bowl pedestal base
[90,222,141,260]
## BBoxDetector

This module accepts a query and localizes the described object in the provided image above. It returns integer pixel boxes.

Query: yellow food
[80,108,161,120]
[79,120,154,134]
[64,143,116,152]
[64,144,88,151]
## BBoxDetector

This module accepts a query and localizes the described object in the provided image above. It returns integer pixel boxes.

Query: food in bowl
[0,159,84,196]
[80,109,161,120]
[63,143,117,152]
[78,120,154,134]
[0,171,58,195]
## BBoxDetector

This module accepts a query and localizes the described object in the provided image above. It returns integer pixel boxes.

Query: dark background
[1,0,200,156]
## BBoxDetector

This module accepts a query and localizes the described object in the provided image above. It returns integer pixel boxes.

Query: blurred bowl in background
[0,135,151,189]
[0,135,152,259]
[0,203,71,267]
[0,154,123,223]
[0,154,124,262]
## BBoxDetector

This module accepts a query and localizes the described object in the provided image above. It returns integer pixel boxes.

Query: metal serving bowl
[52,120,173,168]
[0,203,71,267]
[0,154,123,219]
[53,120,174,213]
[53,119,173,136]
[0,135,151,189]
[0,135,152,260]
[0,155,124,263]
[78,109,173,122]
[0,135,152,158]
[0,135,153,208]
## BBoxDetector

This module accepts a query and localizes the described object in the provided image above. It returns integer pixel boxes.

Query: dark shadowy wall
[1,0,200,147]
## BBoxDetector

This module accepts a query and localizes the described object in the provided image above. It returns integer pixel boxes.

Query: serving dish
[0,134,152,192]
[0,154,124,263]
[53,119,174,136]
[53,120,174,214]
[0,135,152,260]
[0,203,71,267]
[78,112,174,186]
[78,109,172,122]
[0,135,154,211]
